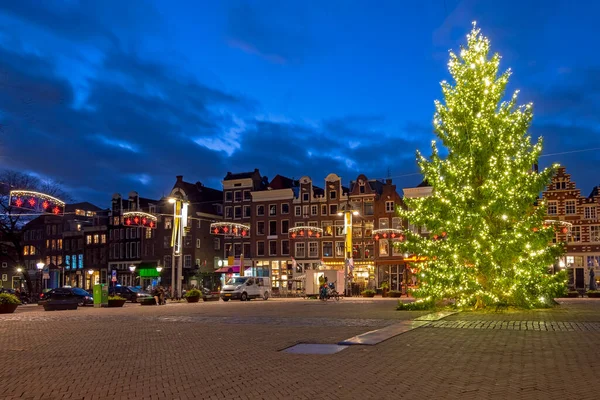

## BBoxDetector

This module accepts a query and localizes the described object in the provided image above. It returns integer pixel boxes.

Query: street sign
[111,270,117,282]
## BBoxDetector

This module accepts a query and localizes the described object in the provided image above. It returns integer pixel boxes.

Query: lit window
[547,202,557,215]
[585,206,597,220]
[565,200,576,215]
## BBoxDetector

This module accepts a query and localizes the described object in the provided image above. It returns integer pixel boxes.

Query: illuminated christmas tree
[399,23,566,309]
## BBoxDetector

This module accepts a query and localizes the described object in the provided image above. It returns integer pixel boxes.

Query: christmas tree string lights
[398,23,566,309]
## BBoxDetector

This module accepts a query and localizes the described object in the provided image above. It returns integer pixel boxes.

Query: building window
[590,226,600,242]
[165,218,173,229]
[225,243,233,257]
[184,255,192,268]
[295,242,305,258]
[184,235,192,247]
[353,226,362,238]
[565,200,576,215]
[322,221,333,237]
[329,204,338,215]
[303,205,309,216]
[329,191,337,200]
[164,256,172,269]
[359,184,365,193]
[392,217,402,230]
[243,190,251,201]
[547,201,557,215]
[311,205,318,215]
[269,221,277,236]
[214,237,220,250]
[303,193,309,202]
[234,206,242,219]
[379,218,389,229]
[569,226,581,243]
[234,243,242,257]
[308,242,318,258]
[335,242,345,257]
[196,239,201,248]
[386,201,395,213]
[234,191,242,202]
[269,204,277,216]
[281,240,290,255]
[323,242,333,257]
[295,206,302,216]
[379,240,389,256]
[335,222,344,237]
[256,205,265,216]
[281,220,289,235]
[164,236,170,249]
[94,234,100,244]
[145,229,152,239]
[243,243,251,257]
[321,204,327,215]
[244,205,251,218]
[585,206,597,220]
[86,235,92,244]
[225,191,233,202]
[257,241,265,256]
[268,240,277,256]
[364,201,374,215]
[224,207,232,218]
[256,221,265,235]
[281,203,289,214]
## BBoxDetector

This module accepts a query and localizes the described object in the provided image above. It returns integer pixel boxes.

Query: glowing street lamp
[337,208,360,297]
[36,261,44,293]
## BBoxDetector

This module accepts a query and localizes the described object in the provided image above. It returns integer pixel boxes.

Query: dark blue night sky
[0,0,599,205]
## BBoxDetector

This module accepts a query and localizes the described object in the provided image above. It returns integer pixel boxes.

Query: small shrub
[380,282,389,290]
[108,295,126,301]
[0,293,21,305]
[185,289,202,298]
[586,290,600,294]
[396,299,434,311]
[388,290,402,298]
[361,289,376,297]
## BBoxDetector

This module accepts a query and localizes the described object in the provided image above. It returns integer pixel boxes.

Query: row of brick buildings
[543,167,600,290]
[2,170,430,293]
[3,165,597,293]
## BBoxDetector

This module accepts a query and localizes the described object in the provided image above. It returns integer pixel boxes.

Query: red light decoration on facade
[561,227,568,234]
[10,190,65,215]
[233,227,238,235]
[122,211,157,228]
[433,235,439,240]
[382,233,387,238]
[223,226,229,233]
[374,234,380,241]
[213,228,219,234]
[241,229,247,237]
[52,206,60,215]
[442,232,447,237]
[288,226,324,240]
[210,222,251,238]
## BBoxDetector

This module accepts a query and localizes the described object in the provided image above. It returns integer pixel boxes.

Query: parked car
[220,277,270,301]
[40,287,93,307]
[110,285,153,303]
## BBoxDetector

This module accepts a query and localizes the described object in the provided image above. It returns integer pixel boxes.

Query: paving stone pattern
[426,320,600,331]
[1,298,600,400]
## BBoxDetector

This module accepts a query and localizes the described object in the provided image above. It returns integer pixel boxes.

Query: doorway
[575,268,585,289]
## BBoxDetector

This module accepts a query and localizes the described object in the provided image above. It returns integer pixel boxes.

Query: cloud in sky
[1,0,600,206]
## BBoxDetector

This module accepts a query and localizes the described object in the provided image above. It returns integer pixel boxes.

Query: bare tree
[0,169,72,294]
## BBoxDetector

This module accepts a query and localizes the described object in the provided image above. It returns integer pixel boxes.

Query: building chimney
[176,175,183,182]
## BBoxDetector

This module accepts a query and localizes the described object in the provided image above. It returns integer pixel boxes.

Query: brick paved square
[1,298,599,399]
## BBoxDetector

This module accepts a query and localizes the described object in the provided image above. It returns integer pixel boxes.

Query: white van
[220,276,271,301]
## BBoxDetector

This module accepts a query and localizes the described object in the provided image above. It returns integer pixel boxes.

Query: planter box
[0,303,18,314]
[44,299,78,311]
[566,292,580,298]
[587,292,600,298]
[186,296,200,303]
[362,293,375,298]
[108,299,127,307]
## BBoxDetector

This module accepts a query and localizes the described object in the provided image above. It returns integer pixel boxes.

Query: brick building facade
[542,167,600,290]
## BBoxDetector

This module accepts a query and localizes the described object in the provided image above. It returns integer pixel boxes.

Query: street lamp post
[129,265,136,287]
[16,267,22,290]
[338,208,359,297]
[36,261,44,294]
[169,196,188,299]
